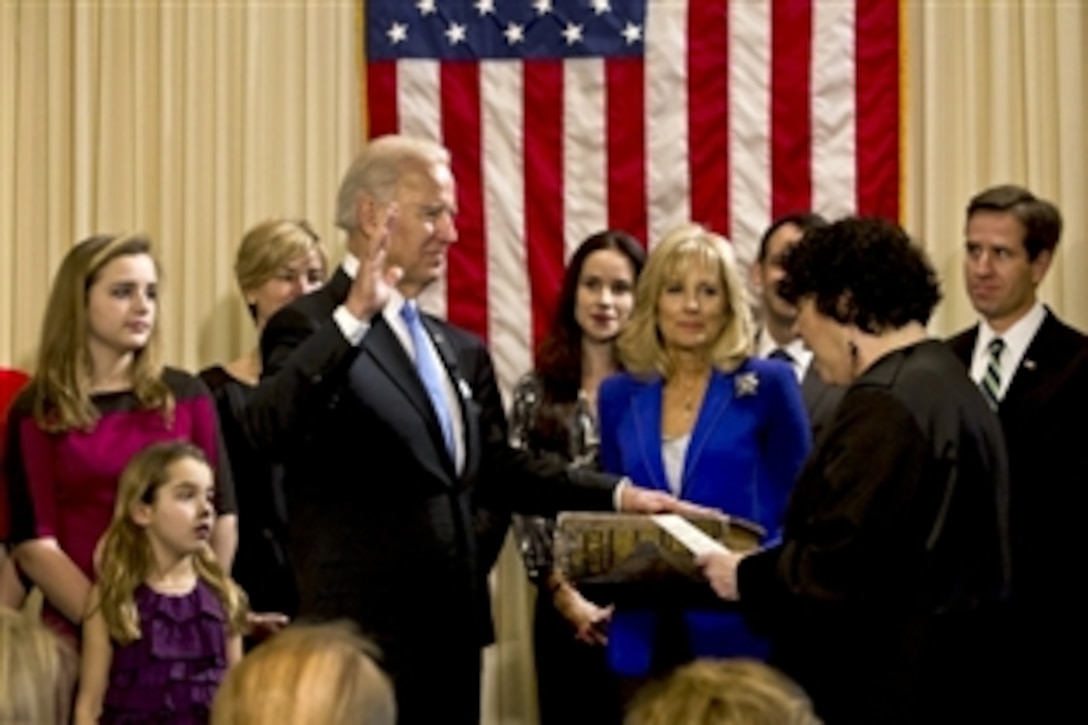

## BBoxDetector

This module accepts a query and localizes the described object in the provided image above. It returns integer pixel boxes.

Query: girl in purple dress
[75,441,248,725]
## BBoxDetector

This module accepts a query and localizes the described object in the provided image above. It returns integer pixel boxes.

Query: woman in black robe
[699,217,1011,724]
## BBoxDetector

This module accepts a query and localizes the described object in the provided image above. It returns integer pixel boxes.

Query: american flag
[363,0,901,395]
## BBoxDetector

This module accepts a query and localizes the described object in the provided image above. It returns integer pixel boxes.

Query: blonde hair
[625,658,822,725]
[94,441,248,644]
[31,234,172,433]
[235,219,328,319]
[618,223,753,377]
[335,135,451,233]
[0,608,77,725]
[212,621,396,725]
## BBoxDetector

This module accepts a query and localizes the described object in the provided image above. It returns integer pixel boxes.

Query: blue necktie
[401,302,456,459]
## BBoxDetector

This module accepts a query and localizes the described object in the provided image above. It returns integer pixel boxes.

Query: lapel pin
[1023,359,1037,371]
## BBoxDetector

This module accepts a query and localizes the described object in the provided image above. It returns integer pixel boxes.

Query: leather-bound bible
[554,512,765,606]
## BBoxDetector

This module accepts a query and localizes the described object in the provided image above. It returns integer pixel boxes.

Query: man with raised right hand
[245,135,701,725]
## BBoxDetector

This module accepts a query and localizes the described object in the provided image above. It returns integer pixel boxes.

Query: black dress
[199,365,298,618]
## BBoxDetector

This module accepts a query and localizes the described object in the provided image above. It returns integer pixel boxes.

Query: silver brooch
[735,371,759,398]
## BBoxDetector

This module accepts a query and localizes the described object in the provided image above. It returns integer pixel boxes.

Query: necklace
[670,374,707,415]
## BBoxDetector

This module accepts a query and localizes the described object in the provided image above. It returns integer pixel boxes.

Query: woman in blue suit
[598,223,810,683]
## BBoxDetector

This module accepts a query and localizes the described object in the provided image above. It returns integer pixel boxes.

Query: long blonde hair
[32,234,172,432]
[0,608,77,725]
[94,441,248,644]
[618,223,753,378]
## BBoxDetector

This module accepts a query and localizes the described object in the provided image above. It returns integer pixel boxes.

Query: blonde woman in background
[199,219,326,625]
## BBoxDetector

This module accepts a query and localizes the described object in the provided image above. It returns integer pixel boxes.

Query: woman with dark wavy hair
[508,229,645,724]
[699,216,1011,724]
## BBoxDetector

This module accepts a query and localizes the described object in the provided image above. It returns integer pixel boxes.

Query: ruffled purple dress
[102,580,228,724]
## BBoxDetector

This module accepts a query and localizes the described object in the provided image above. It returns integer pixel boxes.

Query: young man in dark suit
[244,135,697,725]
[947,184,1088,713]
[752,213,844,441]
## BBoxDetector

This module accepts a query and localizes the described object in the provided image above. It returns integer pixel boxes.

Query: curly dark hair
[779,216,941,333]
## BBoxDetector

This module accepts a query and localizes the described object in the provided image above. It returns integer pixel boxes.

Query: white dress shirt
[969,301,1046,401]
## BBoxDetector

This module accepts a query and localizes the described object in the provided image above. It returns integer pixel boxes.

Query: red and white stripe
[365,0,901,397]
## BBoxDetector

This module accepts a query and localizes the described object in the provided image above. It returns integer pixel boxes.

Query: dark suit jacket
[754,329,843,442]
[739,341,1011,724]
[245,269,617,722]
[948,309,1088,637]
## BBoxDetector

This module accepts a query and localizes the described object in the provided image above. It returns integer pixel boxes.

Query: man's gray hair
[335,135,451,233]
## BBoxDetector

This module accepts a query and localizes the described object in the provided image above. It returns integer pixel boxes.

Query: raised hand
[345,201,402,321]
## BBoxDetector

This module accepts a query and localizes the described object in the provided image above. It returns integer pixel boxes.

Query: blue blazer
[598,357,811,675]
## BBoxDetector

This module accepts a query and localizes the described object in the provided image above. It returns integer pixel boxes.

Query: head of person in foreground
[624,657,822,725]
[211,620,396,725]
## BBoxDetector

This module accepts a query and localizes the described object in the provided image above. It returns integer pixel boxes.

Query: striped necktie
[980,338,1005,411]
